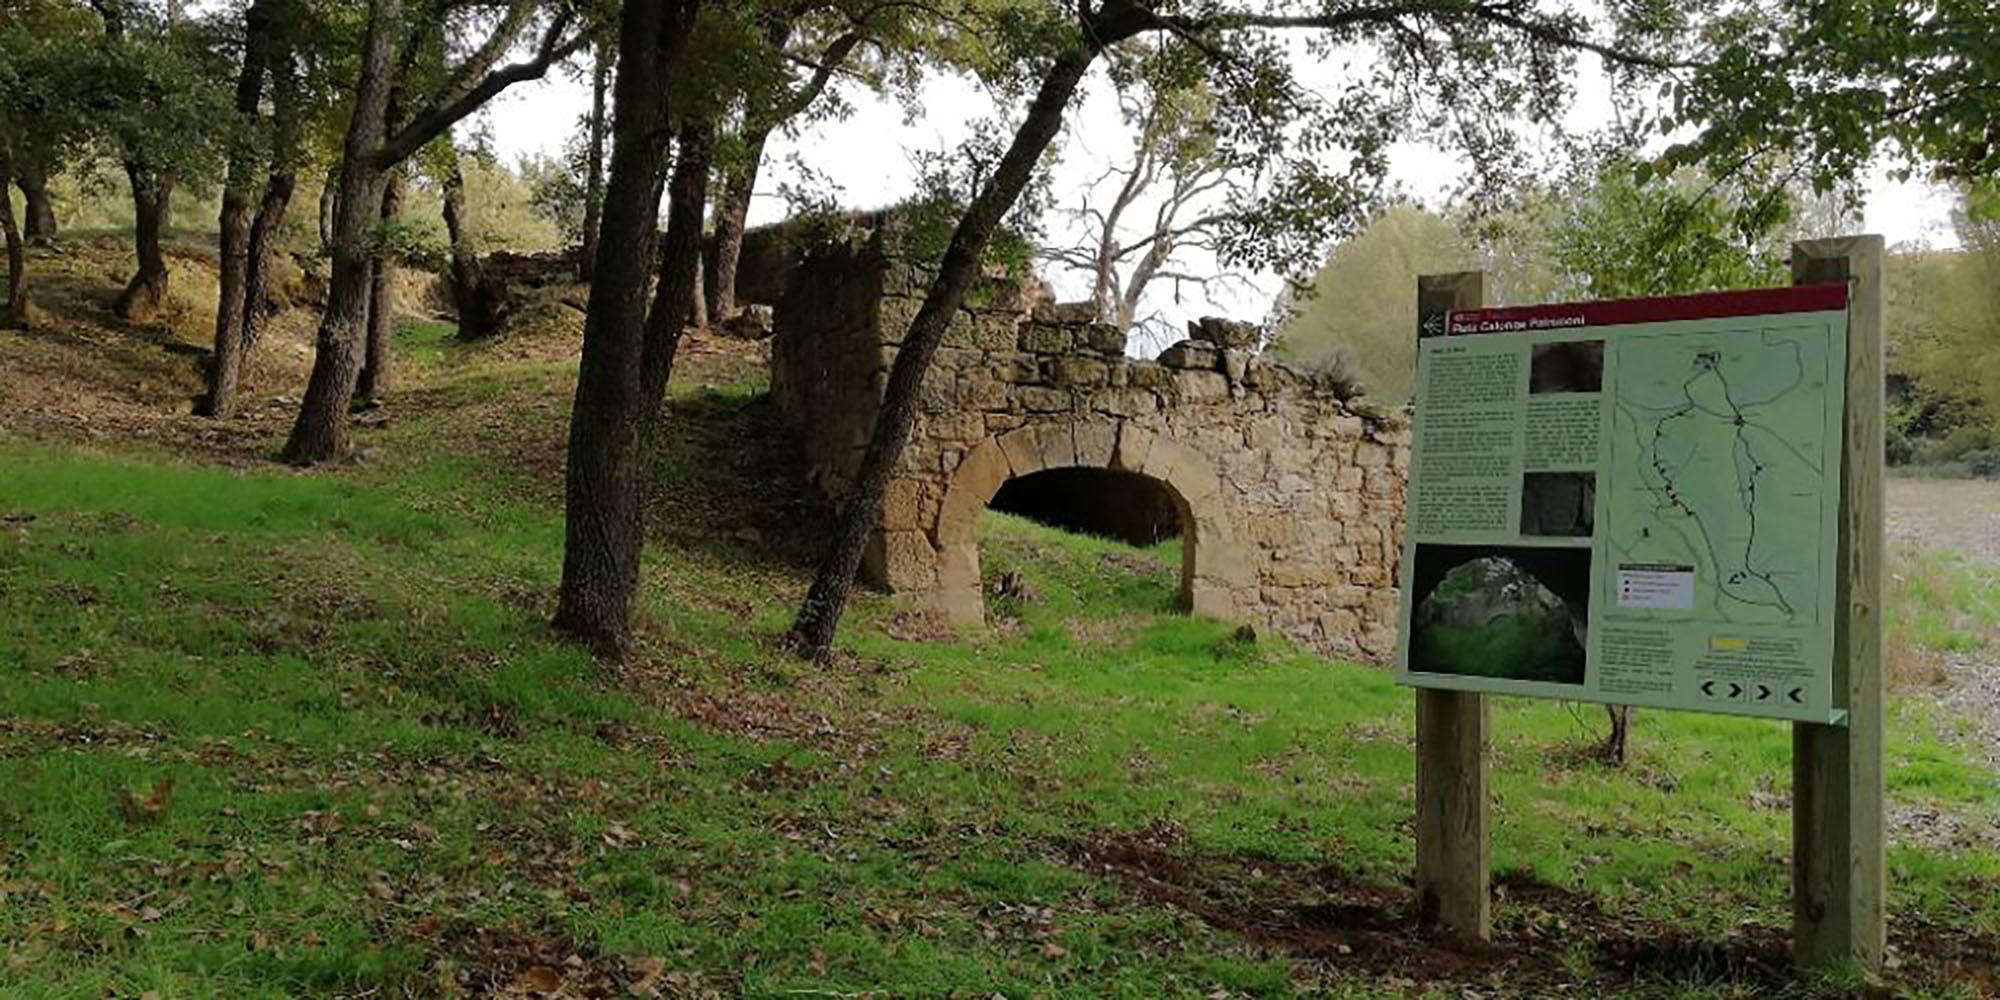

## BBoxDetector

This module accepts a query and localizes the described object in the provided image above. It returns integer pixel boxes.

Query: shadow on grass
[1066,826,1995,996]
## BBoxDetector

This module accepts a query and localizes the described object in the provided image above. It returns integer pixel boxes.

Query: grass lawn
[0,323,1996,997]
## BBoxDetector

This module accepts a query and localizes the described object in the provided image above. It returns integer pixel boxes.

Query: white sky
[477,50,1962,332]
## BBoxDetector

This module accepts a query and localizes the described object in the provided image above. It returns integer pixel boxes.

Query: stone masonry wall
[767,215,1410,660]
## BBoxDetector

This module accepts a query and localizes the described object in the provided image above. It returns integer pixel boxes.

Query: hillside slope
[1,245,1996,997]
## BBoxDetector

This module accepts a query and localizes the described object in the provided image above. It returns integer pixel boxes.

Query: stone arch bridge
[755,215,1410,660]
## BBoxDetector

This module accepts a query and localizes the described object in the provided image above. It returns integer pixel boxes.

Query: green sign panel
[1395,285,1851,724]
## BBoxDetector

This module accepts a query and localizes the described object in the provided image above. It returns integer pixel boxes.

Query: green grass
[1,359,1997,995]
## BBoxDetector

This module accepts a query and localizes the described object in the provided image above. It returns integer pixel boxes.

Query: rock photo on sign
[1520,471,1596,537]
[1530,339,1604,394]
[1409,543,1590,685]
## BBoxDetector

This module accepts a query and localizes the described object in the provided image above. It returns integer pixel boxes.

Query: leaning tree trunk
[117,166,175,323]
[638,121,714,421]
[441,161,491,338]
[704,128,766,321]
[785,48,1098,661]
[1,158,30,329]
[239,170,296,346]
[16,164,57,245]
[354,167,404,408]
[281,0,397,465]
[577,46,610,283]
[202,0,276,418]
[554,0,696,657]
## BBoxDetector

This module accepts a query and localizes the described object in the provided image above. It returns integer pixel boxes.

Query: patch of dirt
[1889,477,2000,562]
[0,236,326,462]
[418,920,727,998]
[1888,477,2000,776]
[1062,825,2000,995]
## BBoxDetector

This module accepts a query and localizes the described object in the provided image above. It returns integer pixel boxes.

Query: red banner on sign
[1447,283,1848,335]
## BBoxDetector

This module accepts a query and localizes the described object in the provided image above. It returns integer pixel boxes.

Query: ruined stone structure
[761,215,1411,659]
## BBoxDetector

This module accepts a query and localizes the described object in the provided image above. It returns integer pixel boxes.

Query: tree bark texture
[577,45,610,283]
[639,121,713,422]
[236,170,295,350]
[317,167,337,249]
[281,0,398,465]
[554,0,698,657]
[704,128,764,321]
[441,161,499,339]
[16,164,57,245]
[1,158,30,329]
[355,167,404,407]
[785,47,1098,660]
[117,165,175,323]
[202,0,277,418]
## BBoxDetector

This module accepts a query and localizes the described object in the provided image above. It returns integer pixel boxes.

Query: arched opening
[988,467,1183,547]
[932,425,1229,627]
[977,466,1194,618]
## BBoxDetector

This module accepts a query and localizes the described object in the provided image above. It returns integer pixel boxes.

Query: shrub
[1964,449,2000,480]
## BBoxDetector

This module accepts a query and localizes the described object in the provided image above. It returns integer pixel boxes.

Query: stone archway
[930,418,1233,626]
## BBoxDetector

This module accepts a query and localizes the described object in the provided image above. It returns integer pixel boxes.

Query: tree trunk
[442,161,492,338]
[1602,705,1632,766]
[117,166,175,323]
[317,166,338,249]
[16,164,57,245]
[554,0,697,657]
[236,170,295,346]
[785,47,1098,661]
[577,45,610,283]
[202,0,276,418]
[355,167,404,408]
[1,158,30,329]
[639,121,713,421]
[282,0,398,465]
[704,128,765,321]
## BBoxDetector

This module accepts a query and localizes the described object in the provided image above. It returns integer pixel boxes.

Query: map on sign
[1608,329,1834,625]
[1394,285,1851,725]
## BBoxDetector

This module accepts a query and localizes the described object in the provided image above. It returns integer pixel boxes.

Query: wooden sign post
[1413,271,1491,940]
[1790,236,1886,969]
[1407,244,1886,969]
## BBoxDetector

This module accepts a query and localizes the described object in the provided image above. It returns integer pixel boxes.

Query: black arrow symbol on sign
[1701,680,1717,697]
[1787,688,1804,704]
[1728,682,1743,699]
[1756,684,1772,701]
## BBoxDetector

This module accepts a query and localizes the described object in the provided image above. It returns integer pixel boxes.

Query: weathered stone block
[1157,340,1220,371]
[1032,422,1077,470]
[1091,387,1158,418]
[1032,300,1099,324]
[1051,356,1110,387]
[1189,579,1238,619]
[1020,324,1071,354]
[1187,316,1260,348]
[985,413,1026,436]
[1112,425,1155,473]
[882,478,925,531]
[1127,360,1174,388]
[1220,349,1251,384]
[943,313,1019,352]
[1082,323,1127,355]
[1172,369,1229,403]
[1017,386,1071,413]
[997,426,1041,476]
[865,529,938,592]
[1072,420,1118,467]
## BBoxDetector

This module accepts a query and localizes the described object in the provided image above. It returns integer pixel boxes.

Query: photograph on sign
[1395,285,1850,724]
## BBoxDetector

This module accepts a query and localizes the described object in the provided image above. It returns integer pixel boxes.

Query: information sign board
[1395,284,1850,724]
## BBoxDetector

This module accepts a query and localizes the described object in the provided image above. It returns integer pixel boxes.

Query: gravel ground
[1888,476,2000,777]
[1888,477,2000,560]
